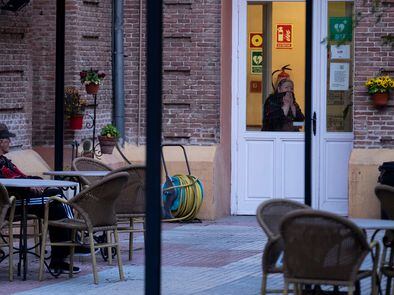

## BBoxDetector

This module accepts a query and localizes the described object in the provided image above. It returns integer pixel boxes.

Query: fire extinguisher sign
[276,24,293,49]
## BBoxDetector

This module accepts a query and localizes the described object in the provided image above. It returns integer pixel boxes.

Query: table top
[350,218,394,230]
[0,178,78,188]
[44,170,110,177]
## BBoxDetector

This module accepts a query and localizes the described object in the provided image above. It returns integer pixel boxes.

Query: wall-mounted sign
[249,33,263,49]
[329,17,352,42]
[250,81,262,93]
[251,50,263,74]
[330,44,351,59]
[276,24,293,49]
[329,62,349,91]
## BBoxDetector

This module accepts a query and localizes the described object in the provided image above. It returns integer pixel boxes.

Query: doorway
[232,0,354,215]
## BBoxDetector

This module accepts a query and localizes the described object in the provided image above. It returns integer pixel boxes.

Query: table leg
[22,197,28,280]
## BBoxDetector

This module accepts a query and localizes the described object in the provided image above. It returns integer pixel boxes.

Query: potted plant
[365,75,394,107]
[98,124,120,154]
[80,68,106,95]
[64,87,87,130]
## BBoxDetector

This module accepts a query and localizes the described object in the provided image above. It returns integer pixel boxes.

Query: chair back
[106,165,145,215]
[70,172,129,227]
[0,184,10,228]
[375,184,394,219]
[280,209,370,283]
[256,199,309,239]
[72,157,113,185]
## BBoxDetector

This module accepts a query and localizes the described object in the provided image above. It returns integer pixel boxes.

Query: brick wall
[0,5,32,149]
[123,0,221,145]
[1,0,221,149]
[354,0,394,148]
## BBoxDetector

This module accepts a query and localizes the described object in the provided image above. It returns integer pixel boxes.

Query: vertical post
[55,0,65,171]
[145,0,162,294]
[304,0,313,206]
[112,0,125,140]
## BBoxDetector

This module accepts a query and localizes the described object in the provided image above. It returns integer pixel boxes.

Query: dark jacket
[262,93,305,131]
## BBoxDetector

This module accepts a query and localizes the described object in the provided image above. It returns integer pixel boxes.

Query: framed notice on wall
[329,62,349,91]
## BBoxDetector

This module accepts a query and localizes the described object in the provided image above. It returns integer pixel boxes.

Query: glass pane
[326,1,354,132]
[246,2,306,132]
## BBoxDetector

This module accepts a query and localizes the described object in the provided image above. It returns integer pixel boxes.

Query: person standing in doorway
[262,78,305,131]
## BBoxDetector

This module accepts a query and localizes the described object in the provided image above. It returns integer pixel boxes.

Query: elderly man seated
[0,123,90,274]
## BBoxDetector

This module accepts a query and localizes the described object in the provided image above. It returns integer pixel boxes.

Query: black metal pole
[145,0,162,294]
[304,0,313,206]
[54,0,65,171]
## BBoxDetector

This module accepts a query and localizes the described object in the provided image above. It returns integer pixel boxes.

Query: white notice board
[329,62,349,91]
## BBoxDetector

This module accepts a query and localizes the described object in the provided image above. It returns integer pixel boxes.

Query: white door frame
[231,0,354,214]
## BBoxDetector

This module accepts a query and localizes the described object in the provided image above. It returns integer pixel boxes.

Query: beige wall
[348,149,394,218]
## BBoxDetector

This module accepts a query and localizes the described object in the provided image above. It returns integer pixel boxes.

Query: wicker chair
[72,157,113,187]
[105,164,145,264]
[0,184,16,281]
[256,199,309,294]
[375,184,394,294]
[280,209,380,295]
[38,172,129,284]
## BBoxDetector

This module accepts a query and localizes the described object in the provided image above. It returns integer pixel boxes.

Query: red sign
[250,81,262,93]
[276,24,293,49]
[249,33,263,48]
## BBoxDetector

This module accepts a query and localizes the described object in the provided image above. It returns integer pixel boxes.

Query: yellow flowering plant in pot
[98,124,120,154]
[365,76,394,107]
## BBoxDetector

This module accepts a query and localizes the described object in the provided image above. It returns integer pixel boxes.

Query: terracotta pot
[98,135,117,154]
[85,83,100,95]
[69,115,83,130]
[372,92,389,108]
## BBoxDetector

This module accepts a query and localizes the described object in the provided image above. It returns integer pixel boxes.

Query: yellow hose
[162,174,204,222]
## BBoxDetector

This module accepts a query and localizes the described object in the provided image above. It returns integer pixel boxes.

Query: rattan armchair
[38,172,129,284]
[72,157,113,187]
[256,199,309,294]
[280,209,380,295]
[105,164,145,263]
[0,184,16,281]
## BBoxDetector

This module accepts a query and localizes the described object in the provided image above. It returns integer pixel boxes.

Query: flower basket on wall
[372,92,390,108]
[365,76,393,108]
[69,115,84,130]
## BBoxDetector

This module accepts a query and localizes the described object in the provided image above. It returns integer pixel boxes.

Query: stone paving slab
[0,216,386,294]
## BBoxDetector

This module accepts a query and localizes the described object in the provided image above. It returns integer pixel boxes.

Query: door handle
[312,112,317,136]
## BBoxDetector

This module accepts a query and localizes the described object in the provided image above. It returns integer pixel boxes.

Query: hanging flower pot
[85,83,100,95]
[69,115,84,130]
[98,135,117,154]
[372,92,389,108]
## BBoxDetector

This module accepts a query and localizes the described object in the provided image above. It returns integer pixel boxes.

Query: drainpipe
[112,0,125,143]
[137,0,143,146]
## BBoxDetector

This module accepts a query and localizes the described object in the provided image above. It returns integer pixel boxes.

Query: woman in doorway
[262,78,305,131]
